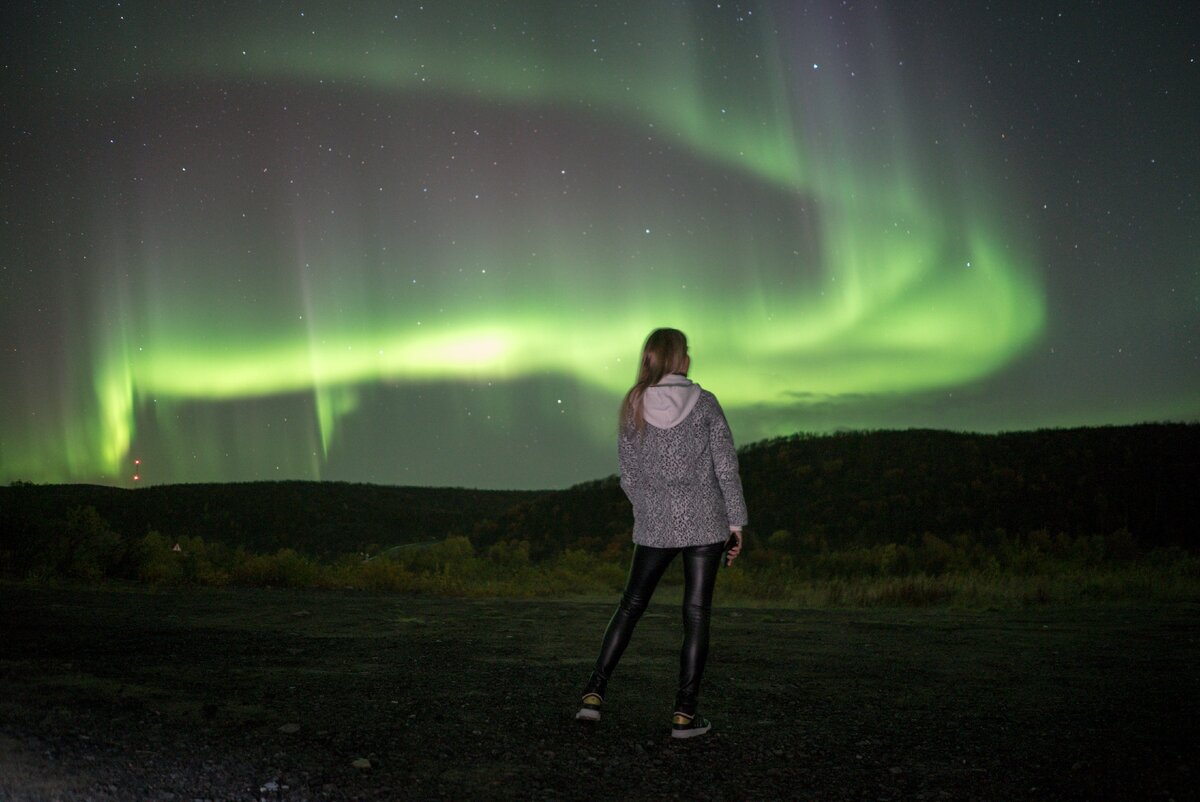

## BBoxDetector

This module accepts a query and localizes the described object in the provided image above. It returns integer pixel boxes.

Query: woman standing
[576,328,748,738]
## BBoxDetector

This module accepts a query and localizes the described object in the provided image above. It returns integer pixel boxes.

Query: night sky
[1,1,1196,489]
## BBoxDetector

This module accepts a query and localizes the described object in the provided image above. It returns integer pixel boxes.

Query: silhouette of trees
[1,425,1196,599]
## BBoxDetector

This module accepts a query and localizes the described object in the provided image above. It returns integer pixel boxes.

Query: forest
[2,423,1197,606]
[471,423,1198,557]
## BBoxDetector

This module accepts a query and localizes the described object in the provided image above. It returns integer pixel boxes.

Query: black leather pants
[587,541,726,714]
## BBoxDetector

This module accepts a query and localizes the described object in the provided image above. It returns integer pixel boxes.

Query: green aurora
[2,2,1054,486]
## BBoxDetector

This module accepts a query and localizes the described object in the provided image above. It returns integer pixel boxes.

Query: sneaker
[576,692,603,721]
[670,710,712,738]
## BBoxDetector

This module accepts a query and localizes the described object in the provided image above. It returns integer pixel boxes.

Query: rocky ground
[1,582,1196,801]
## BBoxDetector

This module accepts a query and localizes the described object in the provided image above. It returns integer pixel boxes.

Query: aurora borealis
[1,2,1196,488]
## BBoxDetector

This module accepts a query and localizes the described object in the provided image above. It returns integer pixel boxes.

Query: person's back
[576,328,747,738]
[619,388,747,549]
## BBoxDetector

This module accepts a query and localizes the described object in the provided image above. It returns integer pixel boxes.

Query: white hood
[643,374,702,429]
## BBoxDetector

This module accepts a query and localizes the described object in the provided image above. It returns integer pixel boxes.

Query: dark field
[1,583,1196,801]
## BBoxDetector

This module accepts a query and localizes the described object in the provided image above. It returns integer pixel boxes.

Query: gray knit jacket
[619,379,749,548]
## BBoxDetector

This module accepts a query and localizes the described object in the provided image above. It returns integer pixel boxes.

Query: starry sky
[1,1,1196,489]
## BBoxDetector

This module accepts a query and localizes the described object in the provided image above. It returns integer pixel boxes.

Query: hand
[725,530,743,566]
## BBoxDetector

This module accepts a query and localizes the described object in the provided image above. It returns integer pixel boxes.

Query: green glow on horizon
[1,1,1052,485]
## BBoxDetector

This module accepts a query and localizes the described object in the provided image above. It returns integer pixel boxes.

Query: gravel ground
[1,583,1196,801]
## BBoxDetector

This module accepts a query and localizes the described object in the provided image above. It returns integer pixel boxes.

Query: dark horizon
[9,419,1198,493]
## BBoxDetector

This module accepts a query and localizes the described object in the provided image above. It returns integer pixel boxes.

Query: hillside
[0,481,542,559]
[471,423,1200,558]
[3,424,1197,564]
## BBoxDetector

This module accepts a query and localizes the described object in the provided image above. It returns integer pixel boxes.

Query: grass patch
[8,513,1200,608]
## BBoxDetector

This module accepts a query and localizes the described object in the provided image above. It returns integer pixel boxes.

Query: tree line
[2,424,1197,584]
[472,423,1199,559]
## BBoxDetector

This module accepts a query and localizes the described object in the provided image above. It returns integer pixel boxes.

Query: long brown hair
[619,328,689,434]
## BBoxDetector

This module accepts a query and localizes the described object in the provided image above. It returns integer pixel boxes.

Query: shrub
[356,558,414,592]
[767,530,793,550]
[487,539,531,569]
[879,543,915,576]
[63,506,124,581]
[137,531,184,585]
[918,532,955,575]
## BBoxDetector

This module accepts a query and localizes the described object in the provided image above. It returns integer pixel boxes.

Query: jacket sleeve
[708,396,749,529]
[618,425,643,510]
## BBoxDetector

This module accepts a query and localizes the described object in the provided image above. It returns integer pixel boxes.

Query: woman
[576,327,748,738]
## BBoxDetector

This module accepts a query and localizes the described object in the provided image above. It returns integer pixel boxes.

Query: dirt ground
[1,583,1196,801]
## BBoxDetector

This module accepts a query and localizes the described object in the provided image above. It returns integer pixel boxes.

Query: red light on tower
[133,474,140,481]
